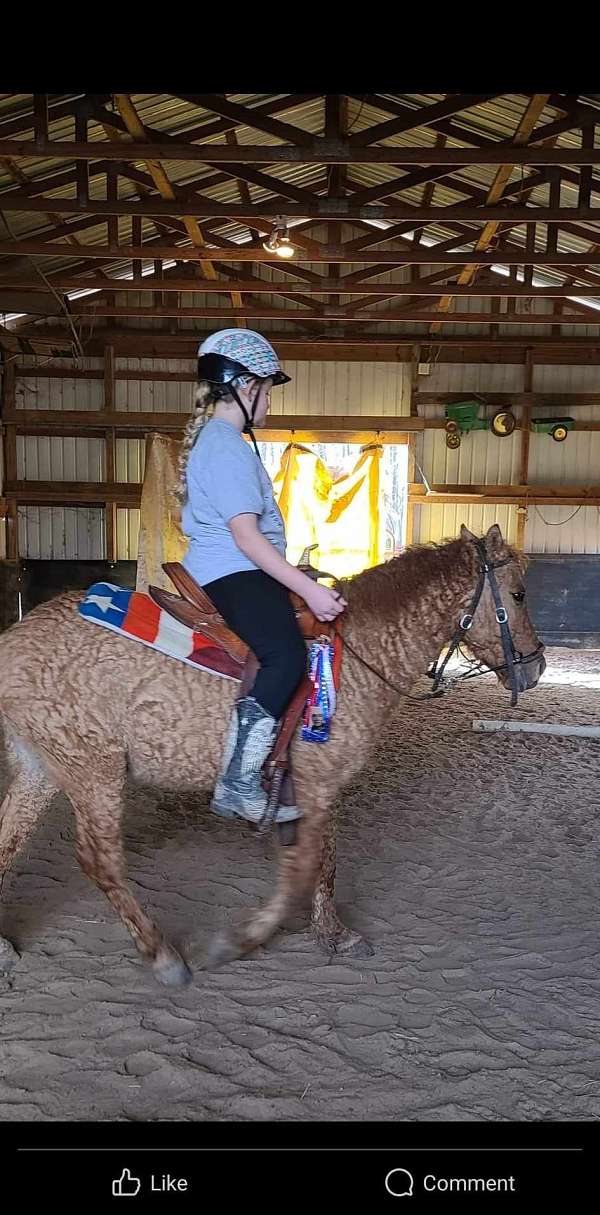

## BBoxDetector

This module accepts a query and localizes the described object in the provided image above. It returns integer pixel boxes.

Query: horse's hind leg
[310,816,374,959]
[0,747,58,971]
[65,758,191,987]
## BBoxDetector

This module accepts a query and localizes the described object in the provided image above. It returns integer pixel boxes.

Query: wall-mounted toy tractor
[444,399,516,449]
[530,417,574,442]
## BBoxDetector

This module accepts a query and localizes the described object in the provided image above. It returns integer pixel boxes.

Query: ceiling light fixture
[262,217,295,258]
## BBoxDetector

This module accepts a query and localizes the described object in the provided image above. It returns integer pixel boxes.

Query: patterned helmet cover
[197,328,288,382]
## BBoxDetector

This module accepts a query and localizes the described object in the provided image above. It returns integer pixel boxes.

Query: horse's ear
[460,524,477,542]
[485,523,505,557]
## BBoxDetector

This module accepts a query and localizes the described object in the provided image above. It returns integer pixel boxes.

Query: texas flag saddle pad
[78,582,242,680]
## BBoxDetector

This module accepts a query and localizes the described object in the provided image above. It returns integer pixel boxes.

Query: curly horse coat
[0,526,544,985]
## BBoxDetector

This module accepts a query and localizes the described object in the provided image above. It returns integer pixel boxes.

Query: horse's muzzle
[499,649,546,693]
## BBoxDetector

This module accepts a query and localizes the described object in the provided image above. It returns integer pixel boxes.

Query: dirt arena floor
[1,647,599,1122]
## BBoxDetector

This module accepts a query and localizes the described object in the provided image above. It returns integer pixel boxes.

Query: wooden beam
[1,193,598,223]
[423,482,600,497]
[579,123,595,210]
[32,94,49,145]
[104,347,117,562]
[2,409,428,434]
[75,112,89,205]
[113,93,216,283]
[2,361,18,559]
[517,349,534,548]
[3,238,598,267]
[9,464,575,514]
[174,95,314,147]
[12,329,600,359]
[6,480,141,505]
[433,94,551,326]
[410,486,600,506]
[546,172,561,254]
[3,140,600,165]
[82,94,322,153]
[59,304,600,325]
[414,391,600,406]
[348,92,600,158]
[8,275,600,298]
[350,94,499,147]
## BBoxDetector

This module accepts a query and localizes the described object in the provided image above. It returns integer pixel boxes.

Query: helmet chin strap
[229,381,262,459]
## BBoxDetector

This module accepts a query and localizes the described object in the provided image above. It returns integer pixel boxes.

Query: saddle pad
[78,582,242,680]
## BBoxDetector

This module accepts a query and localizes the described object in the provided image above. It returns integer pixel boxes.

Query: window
[257,440,409,577]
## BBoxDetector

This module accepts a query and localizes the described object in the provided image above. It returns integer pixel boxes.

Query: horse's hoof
[0,937,19,973]
[152,948,192,988]
[314,929,375,960]
[205,928,245,969]
[335,933,375,960]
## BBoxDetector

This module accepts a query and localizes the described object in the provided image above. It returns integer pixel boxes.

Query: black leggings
[202,569,307,719]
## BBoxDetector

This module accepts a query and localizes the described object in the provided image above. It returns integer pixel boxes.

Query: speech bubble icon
[385,1168,414,1198]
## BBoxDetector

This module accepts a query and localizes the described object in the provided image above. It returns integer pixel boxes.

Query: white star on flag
[84,593,125,614]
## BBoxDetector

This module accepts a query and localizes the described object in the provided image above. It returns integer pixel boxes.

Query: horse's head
[459,524,546,695]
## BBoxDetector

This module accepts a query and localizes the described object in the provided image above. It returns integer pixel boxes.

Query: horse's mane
[341,535,525,624]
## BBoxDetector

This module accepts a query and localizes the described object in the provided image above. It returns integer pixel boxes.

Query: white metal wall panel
[116,508,140,561]
[532,364,600,393]
[524,505,600,554]
[115,359,411,419]
[18,506,105,559]
[116,439,145,483]
[277,361,411,417]
[14,357,104,411]
[116,358,195,413]
[417,409,521,486]
[528,430,600,485]
[10,356,600,559]
[16,435,105,481]
[423,361,525,394]
[415,504,517,546]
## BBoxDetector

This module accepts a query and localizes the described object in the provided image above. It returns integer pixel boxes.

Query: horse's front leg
[207,784,334,965]
[310,813,374,958]
[208,788,372,965]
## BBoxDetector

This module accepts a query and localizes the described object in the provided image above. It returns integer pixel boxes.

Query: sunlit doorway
[257,440,409,579]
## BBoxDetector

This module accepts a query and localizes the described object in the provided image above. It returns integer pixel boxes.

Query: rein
[341,539,543,708]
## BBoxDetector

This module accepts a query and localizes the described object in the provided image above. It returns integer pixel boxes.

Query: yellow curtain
[136,435,384,589]
[272,442,383,578]
[136,434,186,592]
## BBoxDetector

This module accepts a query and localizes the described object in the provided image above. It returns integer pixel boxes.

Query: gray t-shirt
[181,417,286,585]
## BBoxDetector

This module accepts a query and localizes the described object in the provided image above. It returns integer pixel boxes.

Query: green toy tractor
[530,417,574,442]
[444,399,516,449]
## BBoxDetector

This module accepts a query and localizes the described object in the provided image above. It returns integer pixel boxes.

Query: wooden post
[107,164,119,248]
[75,113,89,205]
[2,361,19,560]
[104,346,118,562]
[132,216,142,281]
[33,94,48,145]
[546,172,560,254]
[405,345,420,548]
[524,223,535,288]
[153,258,163,310]
[517,349,533,550]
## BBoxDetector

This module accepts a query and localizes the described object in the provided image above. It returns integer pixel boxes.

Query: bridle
[427,538,544,707]
[342,538,544,708]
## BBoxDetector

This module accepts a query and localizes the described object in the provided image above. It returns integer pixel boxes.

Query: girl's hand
[303,581,348,622]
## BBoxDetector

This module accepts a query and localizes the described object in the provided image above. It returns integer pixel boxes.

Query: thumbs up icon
[112,1168,141,1197]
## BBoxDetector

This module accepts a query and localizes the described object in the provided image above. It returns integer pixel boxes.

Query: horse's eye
[512,590,526,604]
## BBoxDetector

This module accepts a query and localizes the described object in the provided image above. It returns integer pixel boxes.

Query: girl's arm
[229,513,346,622]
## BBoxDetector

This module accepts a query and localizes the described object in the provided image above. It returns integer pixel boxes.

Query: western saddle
[148,548,340,838]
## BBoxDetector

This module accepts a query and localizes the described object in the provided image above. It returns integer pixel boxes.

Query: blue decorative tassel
[302,640,337,743]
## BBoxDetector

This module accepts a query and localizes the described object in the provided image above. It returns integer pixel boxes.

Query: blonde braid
[174,381,220,505]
